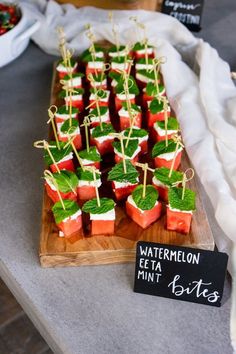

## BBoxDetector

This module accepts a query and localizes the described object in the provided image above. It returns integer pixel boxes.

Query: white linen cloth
[19,1,236,351]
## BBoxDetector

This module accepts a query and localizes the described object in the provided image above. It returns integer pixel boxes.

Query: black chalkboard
[162,0,204,32]
[134,241,228,307]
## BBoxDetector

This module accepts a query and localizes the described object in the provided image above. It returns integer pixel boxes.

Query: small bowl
[0,3,40,67]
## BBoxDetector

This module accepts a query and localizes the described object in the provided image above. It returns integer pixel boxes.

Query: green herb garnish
[146,82,165,97]
[108,71,122,83]
[115,75,139,95]
[113,139,139,158]
[52,200,80,224]
[44,141,72,166]
[123,128,148,139]
[82,197,115,214]
[132,185,158,210]
[133,42,153,51]
[58,58,76,68]
[57,105,79,115]
[111,56,131,64]
[90,106,108,117]
[136,69,157,81]
[52,170,79,193]
[169,187,196,211]
[108,161,139,183]
[154,167,183,187]
[152,139,178,158]
[89,88,109,98]
[156,117,179,131]
[76,167,100,181]
[109,45,126,53]
[91,123,115,139]
[80,45,104,62]
[78,146,101,162]
[149,98,164,114]
[89,72,106,82]
[121,102,141,112]
[59,88,84,99]
[60,119,79,134]
[63,72,84,80]
[136,57,153,65]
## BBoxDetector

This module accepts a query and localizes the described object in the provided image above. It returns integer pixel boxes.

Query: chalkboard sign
[134,242,228,307]
[162,0,204,32]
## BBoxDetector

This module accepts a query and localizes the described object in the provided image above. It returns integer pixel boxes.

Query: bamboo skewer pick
[168,134,184,178]
[44,170,66,210]
[181,168,195,200]
[81,116,91,153]
[110,132,127,174]
[47,105,60,150]
[34,140,61,174]
[87,73,105,131]
[85,24,98,77]
[57,27,67,66]
[135,162,155,198]
[163,97,169,147]
[63,131,85,171]
[108,11,120,60]
[60,80,79,126]
[84,166,101,207]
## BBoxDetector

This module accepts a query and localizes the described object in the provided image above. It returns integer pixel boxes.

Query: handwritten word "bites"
[168,275,220,303]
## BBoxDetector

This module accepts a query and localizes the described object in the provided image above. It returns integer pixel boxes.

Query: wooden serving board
[39,64,215,268]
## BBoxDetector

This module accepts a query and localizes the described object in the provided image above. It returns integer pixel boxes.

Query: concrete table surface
[0,1,235,353]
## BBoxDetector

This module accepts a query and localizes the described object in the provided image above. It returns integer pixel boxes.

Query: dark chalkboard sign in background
[134,241,228,307]
[162,0,204,32]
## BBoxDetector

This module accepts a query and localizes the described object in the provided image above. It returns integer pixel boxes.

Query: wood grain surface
[56,0,163,12]
[39,60,214,268]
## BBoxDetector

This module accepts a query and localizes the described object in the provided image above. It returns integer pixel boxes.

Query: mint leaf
[123,128,148,138]
[59,88,84,99]
[78,146,101,162]
[133,42,153,51]
[60,118,78,134]
[44,141,72,165]
[108,71,122,82]
[136,57,153,65]
[156,117,179,131]
[91,123,115,138]
[80,45,104,62]
[89,88,108,98]
[154,167,183,187]
[108,160,139,183]
[58,58,76,68]
[57,105,79,115]
[82,197,115,214]
[115,75,139,95]
[76,167,100,181]
[132,185,158,210]
[90,106,108,117]
[53,170,78,193]
[52,199,80,224]
[121,102,141,112]
[136,69,157,80]
[112,139,139,158]
[149,98,164,114]
[169,187,196,211]
[111,56,131,64]
[152,139,177,158]
[63,72,84,80]
[146,82,165,97]
[90,72,106,82]
[109,45,126,53]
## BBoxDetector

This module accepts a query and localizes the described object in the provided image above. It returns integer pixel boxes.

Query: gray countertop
[0,1,235,353]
